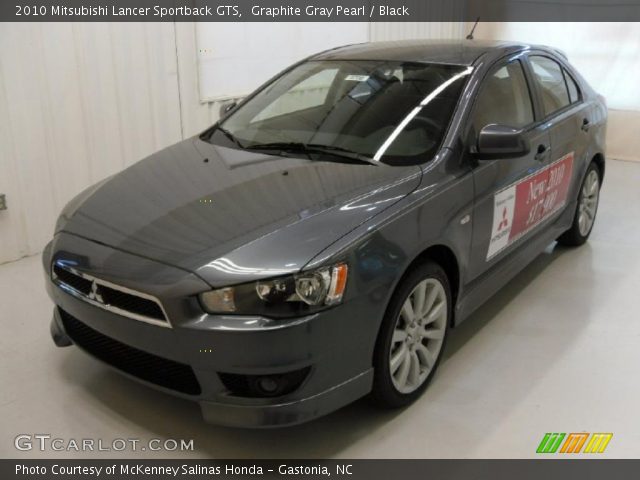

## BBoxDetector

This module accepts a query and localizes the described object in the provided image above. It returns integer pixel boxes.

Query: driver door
[467,58,552,281]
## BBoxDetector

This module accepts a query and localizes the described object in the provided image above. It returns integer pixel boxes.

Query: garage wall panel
[1,23,59,258]
[72,22,127,183]
[0,57,28,262]
[196,22,369,102]
[0,22,182,264]
[39,24,92,213]
[370,22,465,41]
[174,21,221,137]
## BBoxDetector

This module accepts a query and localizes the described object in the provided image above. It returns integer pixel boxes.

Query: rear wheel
[557,162,601,246]
[371,261,450,407]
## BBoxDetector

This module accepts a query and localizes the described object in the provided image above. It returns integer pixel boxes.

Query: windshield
[205,60,471,166]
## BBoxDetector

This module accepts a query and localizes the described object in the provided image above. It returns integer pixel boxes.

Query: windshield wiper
[217,126,245,149]
[246,142,377,165]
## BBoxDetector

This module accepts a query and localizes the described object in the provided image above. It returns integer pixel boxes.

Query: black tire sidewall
[371,261,452,407]
[558,161,601,246]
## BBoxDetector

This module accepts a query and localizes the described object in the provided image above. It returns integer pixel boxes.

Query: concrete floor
[1,158,639,459]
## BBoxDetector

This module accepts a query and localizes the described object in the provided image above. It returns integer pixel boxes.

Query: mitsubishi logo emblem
[498,207,509,231]
[88,281,104,304]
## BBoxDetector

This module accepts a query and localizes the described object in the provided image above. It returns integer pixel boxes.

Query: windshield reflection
[206,60,471,166]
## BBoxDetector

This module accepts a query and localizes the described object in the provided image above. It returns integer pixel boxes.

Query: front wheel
[371,261,451,407]
[557,162,601,247]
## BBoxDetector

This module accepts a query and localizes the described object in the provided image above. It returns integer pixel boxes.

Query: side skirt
[454,201,576,325]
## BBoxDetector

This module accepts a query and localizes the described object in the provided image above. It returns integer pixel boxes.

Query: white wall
[196,23,369,101]
[0,22,183,263]
[470,22,640,163]
[370,22,464,41]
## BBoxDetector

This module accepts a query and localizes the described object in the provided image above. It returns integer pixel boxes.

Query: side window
[473,60,534,132]
[564,69,580,104]
[529,56,571,116]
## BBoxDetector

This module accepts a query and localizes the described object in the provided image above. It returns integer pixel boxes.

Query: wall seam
[173,21,186,140]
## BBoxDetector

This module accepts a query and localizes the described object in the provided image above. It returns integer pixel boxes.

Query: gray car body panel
[59,137,422,287]
[43,40,606,427]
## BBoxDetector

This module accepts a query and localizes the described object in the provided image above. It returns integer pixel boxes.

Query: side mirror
[219,101,237,119]
[475,124,530,160]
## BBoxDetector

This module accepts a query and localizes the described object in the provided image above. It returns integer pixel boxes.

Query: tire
[371,261,451,408]
[557,162,601,247]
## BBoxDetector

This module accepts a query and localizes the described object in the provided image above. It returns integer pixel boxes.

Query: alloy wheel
[578,169,600,236]
[389,278,448,394]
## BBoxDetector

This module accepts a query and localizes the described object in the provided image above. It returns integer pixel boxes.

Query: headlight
[199,263,348,317]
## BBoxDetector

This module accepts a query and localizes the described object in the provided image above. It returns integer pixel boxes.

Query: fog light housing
[256,377,280,395]
[218,367,311,398]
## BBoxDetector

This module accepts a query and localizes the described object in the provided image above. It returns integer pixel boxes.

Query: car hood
[61,137,422,287]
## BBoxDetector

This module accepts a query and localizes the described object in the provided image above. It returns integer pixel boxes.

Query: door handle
[581,118,591,132]
[534,144,550,161]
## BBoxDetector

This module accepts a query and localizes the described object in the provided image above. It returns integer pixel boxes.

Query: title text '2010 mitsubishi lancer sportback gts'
[44,40,606,427]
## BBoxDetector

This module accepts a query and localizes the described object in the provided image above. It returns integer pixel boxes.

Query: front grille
[99,287,165,320]
[52,262,168,325]
[59,309,201,395]
[53,265,92,295]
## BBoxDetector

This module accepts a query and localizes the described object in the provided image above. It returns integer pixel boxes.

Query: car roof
[312,39,543,66]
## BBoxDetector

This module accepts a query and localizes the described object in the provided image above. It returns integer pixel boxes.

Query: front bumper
[43,233,376,427]
[50,308,370,427]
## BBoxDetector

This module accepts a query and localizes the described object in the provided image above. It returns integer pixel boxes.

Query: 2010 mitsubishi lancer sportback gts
[44,40,606,427]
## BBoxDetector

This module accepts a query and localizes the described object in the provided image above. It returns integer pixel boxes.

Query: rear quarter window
[564,69,581,104]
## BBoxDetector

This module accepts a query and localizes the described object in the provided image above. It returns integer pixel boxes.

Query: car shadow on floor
[60,241,594,459]
[443,243,568,361]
